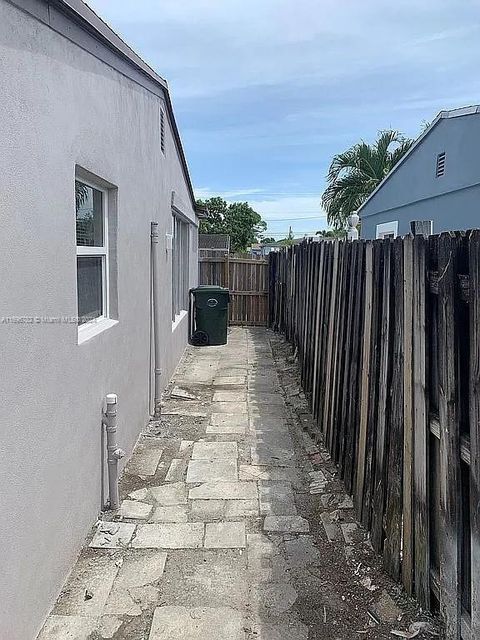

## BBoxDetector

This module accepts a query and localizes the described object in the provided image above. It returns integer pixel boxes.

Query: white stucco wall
[0,2,197,638]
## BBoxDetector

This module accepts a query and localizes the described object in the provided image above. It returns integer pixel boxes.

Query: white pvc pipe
[151,222,162,417]
[102,393,125,510]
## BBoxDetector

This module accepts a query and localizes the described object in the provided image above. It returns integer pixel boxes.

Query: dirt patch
[267,329,443,640]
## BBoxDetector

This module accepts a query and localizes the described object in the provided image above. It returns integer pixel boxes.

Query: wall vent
[436,151,446,177]
[160,109,166,154]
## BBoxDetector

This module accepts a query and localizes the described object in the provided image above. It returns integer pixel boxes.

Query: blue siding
[360,113,480,238]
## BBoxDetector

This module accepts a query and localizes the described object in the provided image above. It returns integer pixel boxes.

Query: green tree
[197,197,267,252]
[321,130,414,229]
[260,237,277,244]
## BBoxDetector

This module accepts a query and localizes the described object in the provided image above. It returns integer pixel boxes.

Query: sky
[89,0,480,238]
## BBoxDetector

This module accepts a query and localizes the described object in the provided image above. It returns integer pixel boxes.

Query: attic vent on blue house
[436,151,446,177]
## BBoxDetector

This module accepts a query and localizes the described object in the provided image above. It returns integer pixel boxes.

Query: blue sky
[89,0,480,238]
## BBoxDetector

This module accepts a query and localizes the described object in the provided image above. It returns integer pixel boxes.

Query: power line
[263,215,327,221]
[261,231,325,236]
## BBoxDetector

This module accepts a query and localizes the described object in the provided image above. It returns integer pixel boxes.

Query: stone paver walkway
[38,328,434,640]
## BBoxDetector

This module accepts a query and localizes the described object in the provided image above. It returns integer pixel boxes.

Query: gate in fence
[199,250,268,326]
[269,231,480,640]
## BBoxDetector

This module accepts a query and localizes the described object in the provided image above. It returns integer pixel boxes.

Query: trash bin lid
[190,285,229,293]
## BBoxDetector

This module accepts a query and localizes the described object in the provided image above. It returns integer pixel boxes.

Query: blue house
[358,106,480,239]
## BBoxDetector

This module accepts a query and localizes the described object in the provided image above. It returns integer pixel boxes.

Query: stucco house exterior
[358,106,480,239]
[0,1,201,637]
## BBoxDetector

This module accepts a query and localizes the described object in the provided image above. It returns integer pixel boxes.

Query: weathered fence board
[269,231,480,640]
[199,251,268,326]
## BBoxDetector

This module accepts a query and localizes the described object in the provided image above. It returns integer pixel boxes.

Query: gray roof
[357,105,480,217]
[9,0,198,212]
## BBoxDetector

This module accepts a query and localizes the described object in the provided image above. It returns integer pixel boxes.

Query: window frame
[376,220,398,239]
[76,177,111,338]
[171,213,190,324]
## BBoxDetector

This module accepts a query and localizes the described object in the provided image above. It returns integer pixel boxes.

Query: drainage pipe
[102,393,125,511]
[151,221,162,417]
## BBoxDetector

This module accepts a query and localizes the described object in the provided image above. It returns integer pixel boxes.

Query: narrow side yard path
[39,328,436,640]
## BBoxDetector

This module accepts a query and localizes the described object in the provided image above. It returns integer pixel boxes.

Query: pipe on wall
[151,221,162,417]
[102,393,125,510]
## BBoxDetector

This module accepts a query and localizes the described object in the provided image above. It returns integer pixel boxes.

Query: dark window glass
[75,181,104,246]
[77,256,103,324]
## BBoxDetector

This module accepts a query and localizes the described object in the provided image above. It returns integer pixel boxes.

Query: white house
[0,1,201,637]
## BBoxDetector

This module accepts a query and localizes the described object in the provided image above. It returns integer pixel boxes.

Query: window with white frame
[75,179,109,325]
[376,220,398,239]
[172,215,190,321]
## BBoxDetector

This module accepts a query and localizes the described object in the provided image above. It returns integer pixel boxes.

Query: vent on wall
[436,151,446,177]
[160,109,165,154]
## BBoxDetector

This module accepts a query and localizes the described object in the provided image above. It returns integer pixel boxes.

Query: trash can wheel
[191,330,209,346]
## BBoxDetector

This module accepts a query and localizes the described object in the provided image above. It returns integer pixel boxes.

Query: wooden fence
[199,250,268,326]
[269,231,480,640]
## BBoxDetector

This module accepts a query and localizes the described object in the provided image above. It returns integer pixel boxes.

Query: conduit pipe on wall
[102,393,125,510]
[151,221,162,417]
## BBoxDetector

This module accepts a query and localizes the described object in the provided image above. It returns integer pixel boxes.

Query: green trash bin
[189,285,230,346]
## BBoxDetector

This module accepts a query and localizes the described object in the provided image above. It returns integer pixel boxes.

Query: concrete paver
[149,482,187,505]
[204,522,246,549]
[165,459,188,482]
[211,401,248,414]
[37,616,99,639]
[213,376,246,386]
[212,390,247,402]
[119,500,152,520]
[263,515,310,533]
[150,505,188,523]
[126,444,163,477]
[192,441,238,459]
[186,458,237,483]
[189,481,258,501]
[89,522,136,549]
[53,555,118,617]
[132,523,204,549]
[148,606,245,640]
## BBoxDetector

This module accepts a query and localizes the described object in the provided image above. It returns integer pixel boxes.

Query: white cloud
[89,0,480,99]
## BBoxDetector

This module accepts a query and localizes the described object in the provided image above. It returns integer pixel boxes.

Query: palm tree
[321,130,414,229]
[316,228,347,239]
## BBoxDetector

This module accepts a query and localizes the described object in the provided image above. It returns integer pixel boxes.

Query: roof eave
[51,0,197,211]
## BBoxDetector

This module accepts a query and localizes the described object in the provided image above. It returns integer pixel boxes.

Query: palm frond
[321,128,413,228]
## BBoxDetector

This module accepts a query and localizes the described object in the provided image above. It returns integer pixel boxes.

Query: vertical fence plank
[362,241,382,529]
[371,239,392,552]
[412,233,430,609]
[383,236,404,580]
[438,232,462,638]
[339,242,357,476]
[355,241,373,516]
[470,229,480,638]
[402,235,414,596]
[312,243,325,416]
[322,241,340,436]
[344,241,364,495]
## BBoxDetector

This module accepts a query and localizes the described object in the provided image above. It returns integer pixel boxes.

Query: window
[436,151,446,177]
[172,215,190,321]
[76,179,109,325]
[160,109,166,154]
[376,220,398,239]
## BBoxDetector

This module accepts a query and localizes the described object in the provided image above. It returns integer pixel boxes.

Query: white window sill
[78,317,118,345]
[172,309,188,332]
